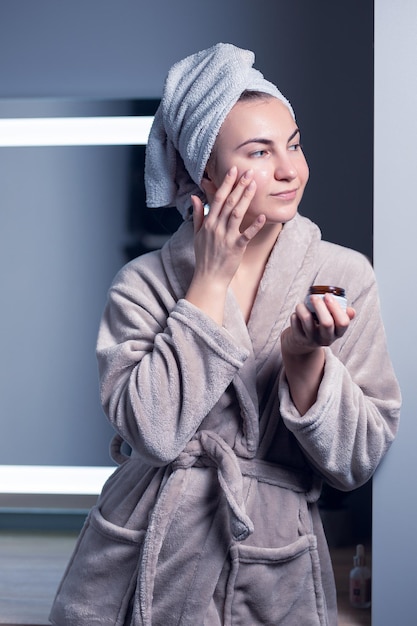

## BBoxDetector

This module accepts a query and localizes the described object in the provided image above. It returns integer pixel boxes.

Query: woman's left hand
[280,294,356,415]
[282,293,356,356]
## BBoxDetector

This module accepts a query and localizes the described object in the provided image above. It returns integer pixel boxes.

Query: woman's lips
[271,189,298,201]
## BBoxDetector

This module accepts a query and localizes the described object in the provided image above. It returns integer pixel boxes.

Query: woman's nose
[274,156,297,180]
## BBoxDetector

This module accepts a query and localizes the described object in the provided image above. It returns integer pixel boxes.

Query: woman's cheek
[252,167,270,187]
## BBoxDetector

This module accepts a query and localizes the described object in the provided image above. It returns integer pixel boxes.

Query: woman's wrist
[282,347,325,416]
[185,276,229,325]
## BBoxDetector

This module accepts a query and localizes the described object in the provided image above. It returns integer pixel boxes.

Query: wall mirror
[0,99,182,515]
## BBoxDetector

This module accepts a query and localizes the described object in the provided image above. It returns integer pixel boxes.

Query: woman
[50,43,400,626]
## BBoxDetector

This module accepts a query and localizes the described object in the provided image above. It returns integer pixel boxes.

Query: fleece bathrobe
[50,213,400,626]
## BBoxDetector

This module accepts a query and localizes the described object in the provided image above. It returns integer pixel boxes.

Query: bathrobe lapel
[247,213,322,368]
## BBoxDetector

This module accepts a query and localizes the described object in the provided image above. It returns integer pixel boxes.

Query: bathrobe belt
[135,430,321,625]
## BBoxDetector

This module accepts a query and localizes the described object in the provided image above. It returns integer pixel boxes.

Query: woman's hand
[185,166,266,324]
[283,294,356,355]
[281,294,356,415]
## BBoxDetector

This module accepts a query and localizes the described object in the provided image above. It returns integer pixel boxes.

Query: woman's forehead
[216,98,296,145]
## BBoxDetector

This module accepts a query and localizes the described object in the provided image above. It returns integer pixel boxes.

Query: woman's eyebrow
[235,137,273,150]
[235,128,300,150]
[288,128,300,142]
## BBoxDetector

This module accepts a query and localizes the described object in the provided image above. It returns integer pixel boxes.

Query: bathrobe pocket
[225,534,327,626]
[49,505,145,626]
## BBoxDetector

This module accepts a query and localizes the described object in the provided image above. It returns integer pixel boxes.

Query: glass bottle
[349,544,371,609]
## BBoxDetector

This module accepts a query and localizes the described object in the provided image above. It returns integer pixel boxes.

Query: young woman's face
[205,97,309,228]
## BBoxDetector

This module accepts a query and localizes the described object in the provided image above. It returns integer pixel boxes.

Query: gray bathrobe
[50,213,400,626]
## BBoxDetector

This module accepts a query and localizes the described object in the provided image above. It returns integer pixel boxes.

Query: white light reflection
[0,115,153,146]
[0,465,114,495]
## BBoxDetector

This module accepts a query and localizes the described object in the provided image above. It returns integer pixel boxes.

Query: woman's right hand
[185,166,265,324]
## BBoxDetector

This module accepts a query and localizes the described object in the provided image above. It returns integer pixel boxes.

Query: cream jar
[305,285,347,314]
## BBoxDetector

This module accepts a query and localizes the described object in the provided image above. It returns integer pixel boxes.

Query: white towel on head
[144,43,295,219]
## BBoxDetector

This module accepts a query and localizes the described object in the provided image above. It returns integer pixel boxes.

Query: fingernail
[228,166,237,175]
[243,169,253,179]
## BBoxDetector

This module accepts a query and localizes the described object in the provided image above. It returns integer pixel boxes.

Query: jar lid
[309,285,346,297]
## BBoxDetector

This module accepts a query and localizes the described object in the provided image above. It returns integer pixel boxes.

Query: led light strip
[0,465,115,495]
[0,115,154,146]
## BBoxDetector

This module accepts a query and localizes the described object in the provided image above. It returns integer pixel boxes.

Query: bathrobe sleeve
[96,254,249,466]
[278,248,401,490]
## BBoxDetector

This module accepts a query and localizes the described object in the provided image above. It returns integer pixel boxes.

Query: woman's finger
[223,178,256,228]
[207,166,238,217]
[304,295,353,345]
[237,212,266,247]
[191,195,205,232]
[210,168,255,223]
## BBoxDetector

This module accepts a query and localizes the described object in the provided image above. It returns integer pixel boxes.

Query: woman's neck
[241,221,283,269]
[231,222,283,323]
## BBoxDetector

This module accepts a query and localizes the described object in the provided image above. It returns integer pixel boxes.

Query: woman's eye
[250,149,267,158]
[288,143,302,152]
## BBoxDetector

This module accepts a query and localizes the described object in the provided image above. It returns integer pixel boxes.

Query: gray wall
[373,1,417,623]
[0,1,374,466]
